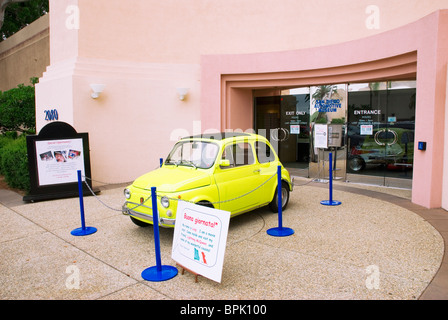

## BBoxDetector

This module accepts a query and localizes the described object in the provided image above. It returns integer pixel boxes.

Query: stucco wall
[35,1,448,209]
[75,0,448,64]
[0,14,49,91]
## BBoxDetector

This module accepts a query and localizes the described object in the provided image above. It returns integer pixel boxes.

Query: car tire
[269,181,290,213]
[348,156,366,172]
[130,216,150,227]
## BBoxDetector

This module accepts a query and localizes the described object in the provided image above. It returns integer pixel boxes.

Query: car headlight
[124,188,131,199]
[160,196,170,208]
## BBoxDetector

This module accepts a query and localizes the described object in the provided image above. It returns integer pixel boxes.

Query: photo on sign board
[54,151,67,162]
[39,151,53,161]
[68,149,81,159]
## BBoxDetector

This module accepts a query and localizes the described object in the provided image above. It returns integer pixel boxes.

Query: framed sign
[314,124,328,149]
[172,201,230,283]
[23,122,96,202]
[35,138,85,186]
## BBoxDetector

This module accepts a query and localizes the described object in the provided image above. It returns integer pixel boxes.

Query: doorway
[253,81,415,189]
[254,88,311,177]
[346,81,416,188]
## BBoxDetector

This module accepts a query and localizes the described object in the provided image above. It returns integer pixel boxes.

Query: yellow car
[122,132,293,228]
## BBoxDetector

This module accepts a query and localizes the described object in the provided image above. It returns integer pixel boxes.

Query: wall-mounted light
[176,87,189,101]
[90,84,106,99]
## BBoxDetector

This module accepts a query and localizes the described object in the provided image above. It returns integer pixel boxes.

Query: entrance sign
[172,201,230,283]
[24,122,96,202]
[314,124,328,148]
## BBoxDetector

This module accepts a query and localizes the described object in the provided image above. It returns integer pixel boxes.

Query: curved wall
[201,10,448,209]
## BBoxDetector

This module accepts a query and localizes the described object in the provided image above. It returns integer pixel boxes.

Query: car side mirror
[219,159,230,167]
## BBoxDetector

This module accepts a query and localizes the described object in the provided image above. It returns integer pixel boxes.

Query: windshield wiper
[165,159,197,169]
[165,159,176,166]
[180,160,197,169]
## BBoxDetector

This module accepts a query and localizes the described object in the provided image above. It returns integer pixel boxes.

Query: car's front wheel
[130,216,150,227]
[196,200,214,208]
[269,181,290,212]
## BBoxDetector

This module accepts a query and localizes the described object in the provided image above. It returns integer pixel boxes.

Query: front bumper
[122,202,176,226]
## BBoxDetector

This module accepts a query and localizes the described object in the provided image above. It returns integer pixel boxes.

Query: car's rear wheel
[269,181,290,212]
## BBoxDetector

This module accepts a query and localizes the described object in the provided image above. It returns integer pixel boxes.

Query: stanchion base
[320,200,342,206]
[267,227,294,237]
[141,265,178,282]
[71,226,97,236]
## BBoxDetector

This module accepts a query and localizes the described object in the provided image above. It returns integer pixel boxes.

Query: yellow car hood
[132,166,211,193]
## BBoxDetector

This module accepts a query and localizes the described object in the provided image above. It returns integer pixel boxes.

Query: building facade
[35,0,448,210]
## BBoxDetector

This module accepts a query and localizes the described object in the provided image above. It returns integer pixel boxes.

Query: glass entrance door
[347,81,416,188]
[254,89,311,177]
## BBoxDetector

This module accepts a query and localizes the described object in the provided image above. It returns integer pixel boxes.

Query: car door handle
[253,169,261,174]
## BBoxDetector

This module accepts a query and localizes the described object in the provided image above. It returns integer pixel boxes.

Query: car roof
[182,132,254,141]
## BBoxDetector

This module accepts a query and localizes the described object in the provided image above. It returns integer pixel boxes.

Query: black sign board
[23,122,98,202]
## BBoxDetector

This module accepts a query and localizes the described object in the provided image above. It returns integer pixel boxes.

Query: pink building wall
[35,0,448,209]
[201,10,448,209]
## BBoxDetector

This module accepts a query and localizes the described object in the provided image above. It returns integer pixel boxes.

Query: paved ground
[0,179,447,300]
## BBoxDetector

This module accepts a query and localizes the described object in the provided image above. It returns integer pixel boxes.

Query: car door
[254,140,279,205]
[213,140,263,215]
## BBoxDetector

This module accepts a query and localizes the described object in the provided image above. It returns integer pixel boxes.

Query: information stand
[23,121,98,202]
[176,263,201,283]
[172,201,230,283]
[313,124,343,182]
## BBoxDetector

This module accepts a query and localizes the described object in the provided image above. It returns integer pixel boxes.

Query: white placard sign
[172,201,230,283]
[360,124,373,135]
[314,124,328,148]
[290,125,300,134]
[35,138,85,186]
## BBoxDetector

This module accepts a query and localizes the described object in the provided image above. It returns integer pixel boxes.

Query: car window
[221,142,254,168]
[255,141,276,163]
[165,141,219,169]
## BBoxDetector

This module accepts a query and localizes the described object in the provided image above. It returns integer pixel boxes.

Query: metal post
[79,170,86,231]
[277,165,283,228]
[141,187,178,281]
[320,152,341,206]
[152,187,162,271]
[71,170,97,236]
[267,166,294,237]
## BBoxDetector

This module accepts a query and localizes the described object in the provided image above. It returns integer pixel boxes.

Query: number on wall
[44,109,59,121]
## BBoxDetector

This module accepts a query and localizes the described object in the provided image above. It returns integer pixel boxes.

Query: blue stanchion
[160,158,163,168]
[267,166,294,237]
[71,170,97,236]
[141,187,178,282]
[320,152,341,206]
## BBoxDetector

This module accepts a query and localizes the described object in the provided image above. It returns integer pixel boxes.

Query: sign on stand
[172,201,230,283]
[23,121,97,202]
[314,124,328,149]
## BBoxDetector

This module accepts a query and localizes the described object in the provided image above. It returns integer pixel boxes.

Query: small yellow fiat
[122,132,292,227]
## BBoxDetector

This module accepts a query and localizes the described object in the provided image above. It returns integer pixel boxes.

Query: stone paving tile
[0,183,446,300]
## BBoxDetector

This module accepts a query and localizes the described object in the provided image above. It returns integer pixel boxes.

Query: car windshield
[165,141,219,169]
